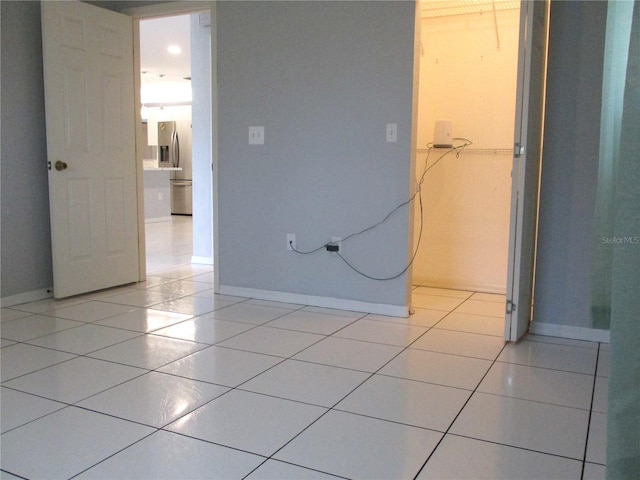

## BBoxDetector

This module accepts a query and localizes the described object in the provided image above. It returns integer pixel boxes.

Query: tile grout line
[580,343,602,479]
[411,340,510,480]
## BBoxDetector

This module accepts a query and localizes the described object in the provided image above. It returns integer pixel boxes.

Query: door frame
[123,1,217,286]
[409,1,549,341]
[504,0,550,341]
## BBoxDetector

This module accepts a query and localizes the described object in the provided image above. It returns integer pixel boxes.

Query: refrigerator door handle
[171,130,180,168]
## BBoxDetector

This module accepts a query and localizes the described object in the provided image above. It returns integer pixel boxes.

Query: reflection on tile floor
[0,219,608,479]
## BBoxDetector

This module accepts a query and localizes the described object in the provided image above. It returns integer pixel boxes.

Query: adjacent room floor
[1,217,607,479]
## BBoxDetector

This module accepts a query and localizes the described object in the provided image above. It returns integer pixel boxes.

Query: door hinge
[514,143,525,157]
[506,299,517,314]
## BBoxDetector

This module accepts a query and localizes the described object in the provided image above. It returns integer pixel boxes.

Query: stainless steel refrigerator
[158,120,192,215]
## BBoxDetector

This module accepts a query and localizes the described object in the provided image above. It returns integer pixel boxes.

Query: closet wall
[413,6,520,293]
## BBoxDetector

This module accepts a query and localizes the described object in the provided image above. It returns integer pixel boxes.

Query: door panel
[504,0,550,341]
[42,1,139,298]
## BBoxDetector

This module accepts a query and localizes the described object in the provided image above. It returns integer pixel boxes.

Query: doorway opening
[411,2,522,331]
[135,9,213,274]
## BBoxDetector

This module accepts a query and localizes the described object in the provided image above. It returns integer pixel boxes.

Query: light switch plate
[249,126,264,145]
[386,123,397,143]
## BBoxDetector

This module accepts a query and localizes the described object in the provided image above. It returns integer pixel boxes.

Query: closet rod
[416,148,513,155]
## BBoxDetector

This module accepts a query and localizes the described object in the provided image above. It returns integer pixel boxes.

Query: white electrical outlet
[249,126,264,145]
[386,123,397,143]
[286,233,296,251]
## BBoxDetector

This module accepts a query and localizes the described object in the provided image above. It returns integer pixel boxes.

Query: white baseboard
[530,322,610,343]
[219,285,408,318]
[1,288,53,308]
[412,277,506,295]
[144,216,172,224]
[191,256,214,265]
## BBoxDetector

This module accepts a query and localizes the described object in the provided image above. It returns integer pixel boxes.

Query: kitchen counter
[143,159,182,171]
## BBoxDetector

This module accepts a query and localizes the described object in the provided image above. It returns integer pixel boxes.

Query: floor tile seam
[428,326,512,338]
[329,406,451,434]
[75,383,233,432]
[513,338,604,353]
[0,391,69,436]
[447,309,504,319]
[149,321,266,345]
[359,314,438,328]
[6,309,97,324]
[96,294,193,309]
[411,340,509,479]
[194,343,292,363]
[581,344,602,475]
[492,359,597,377]
[152,427,271,463]
[23,330,148,357]
[444,432,589,464]
[0,320,94,343]
[67,428,161,480]
[2,306,38,316]
[255,329,421,467]
[491,359,598,379]
[254,314,366,340]
[1,311,64,325]
[461,297,506,304]
[471,390,594,413]
[283,356,378,375]
[145,367,240,390]
[143,331,220,348]
[232,386,336,410]
[239,323,331,340]
[318,331,417,349]
[2,301,91,315]
[1,370,151,431]
[212,332,327,359]
[69,402,168,431]
[241,458,351,480]
[250,321,350,337]
[404,344,504,362]
[412,286,475,295]
[0,351,81,384]
[374,372,478,394]
[82,341,209,371]
[62,367,152,405]
[399,342,500,363]
[237,298,307,313]
[524,336,600,350]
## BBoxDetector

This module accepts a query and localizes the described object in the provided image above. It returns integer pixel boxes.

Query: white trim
[413,278,506,295]
[219,285,409,318]
[530,322,610,343]
[1,288,53,308]
[122,1,210,18]
[144,216,172,224]
[191,255,214,265]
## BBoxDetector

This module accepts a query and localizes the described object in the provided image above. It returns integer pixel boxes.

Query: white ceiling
[139,13,192,103]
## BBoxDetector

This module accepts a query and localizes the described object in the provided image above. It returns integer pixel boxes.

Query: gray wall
[533,0,607,327]
[1,1,53,299]
[216,1,416,307]
[0,0,613,330]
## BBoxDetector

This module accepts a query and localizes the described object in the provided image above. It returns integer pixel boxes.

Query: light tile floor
[0,218,608,479]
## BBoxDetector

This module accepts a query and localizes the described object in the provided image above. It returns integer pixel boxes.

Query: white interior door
[42,1,139,298]
[504,0,550,341]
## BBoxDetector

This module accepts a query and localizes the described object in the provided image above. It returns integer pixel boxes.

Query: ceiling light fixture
[167,45,182,55]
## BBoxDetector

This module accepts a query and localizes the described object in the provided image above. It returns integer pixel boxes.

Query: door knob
[55,160,68,171]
